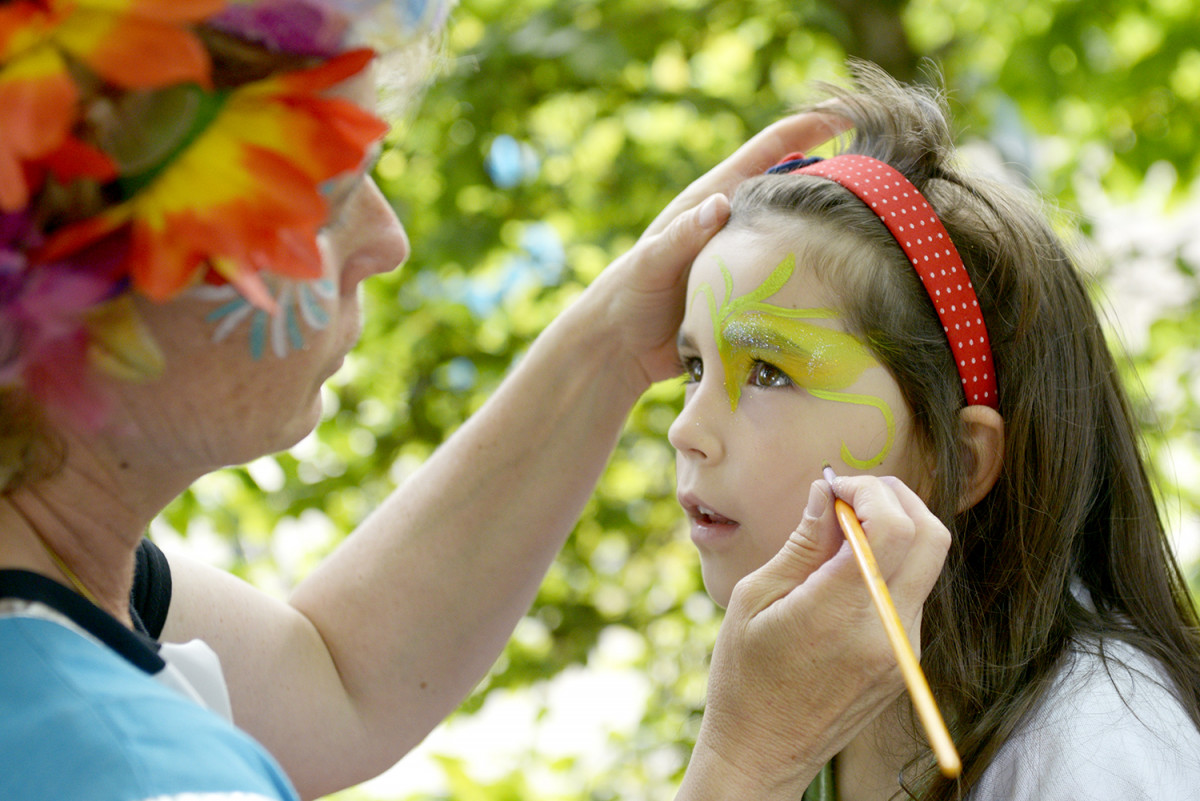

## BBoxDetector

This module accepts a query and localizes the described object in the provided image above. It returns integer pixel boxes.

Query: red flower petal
[42,136,118,183]
[0,62,76,211]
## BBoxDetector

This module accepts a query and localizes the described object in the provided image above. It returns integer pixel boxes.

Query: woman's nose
[336,178,410,294]
[668,383,726,463]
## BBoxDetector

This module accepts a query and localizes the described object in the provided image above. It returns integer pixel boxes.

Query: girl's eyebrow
[722,316,821,355]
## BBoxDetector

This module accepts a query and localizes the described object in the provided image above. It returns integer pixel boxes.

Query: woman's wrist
[677,730,822,801]
[542,276,665,402]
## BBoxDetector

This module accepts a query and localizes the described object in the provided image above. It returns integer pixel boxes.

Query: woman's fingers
[736,480,844,614]
[587,192,731,390]
[627,192,731,295]
[828,475,951,629]
[694,474,951,793]
[642,111,851,238]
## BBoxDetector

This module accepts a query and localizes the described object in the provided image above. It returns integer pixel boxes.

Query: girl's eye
[679,356,703,383]
[748,360,792,388]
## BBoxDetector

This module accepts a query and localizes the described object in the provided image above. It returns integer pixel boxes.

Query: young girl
[671,63,1200,800]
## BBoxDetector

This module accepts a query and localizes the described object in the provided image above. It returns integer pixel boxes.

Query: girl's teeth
[697,506,733,524]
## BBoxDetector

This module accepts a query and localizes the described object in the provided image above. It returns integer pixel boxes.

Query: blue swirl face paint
[197,278,336,360]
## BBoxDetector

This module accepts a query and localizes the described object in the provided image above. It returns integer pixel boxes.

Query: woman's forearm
[196,195,728,797]
[285,293,647,788]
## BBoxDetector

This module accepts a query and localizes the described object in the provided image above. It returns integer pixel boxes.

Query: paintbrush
[821,464,961,778]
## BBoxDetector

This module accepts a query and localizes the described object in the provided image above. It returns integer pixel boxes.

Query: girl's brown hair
[728,61,1200,799]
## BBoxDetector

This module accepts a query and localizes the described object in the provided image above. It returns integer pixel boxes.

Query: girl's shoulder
[970,637,1200,801]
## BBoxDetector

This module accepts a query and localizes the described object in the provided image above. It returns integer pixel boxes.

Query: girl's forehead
[689,225,840,308]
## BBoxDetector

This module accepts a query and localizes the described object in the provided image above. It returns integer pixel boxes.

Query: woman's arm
[162,111,850,800]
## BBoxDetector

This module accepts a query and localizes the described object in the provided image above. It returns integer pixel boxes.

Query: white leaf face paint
[195,278,337,360]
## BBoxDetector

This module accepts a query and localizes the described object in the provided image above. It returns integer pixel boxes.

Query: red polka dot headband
[768,153,999,408]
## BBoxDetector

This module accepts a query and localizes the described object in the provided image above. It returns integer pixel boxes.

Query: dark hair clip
[766,154,825,174]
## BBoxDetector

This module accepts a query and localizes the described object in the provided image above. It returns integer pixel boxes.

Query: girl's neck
[836,699,923,801]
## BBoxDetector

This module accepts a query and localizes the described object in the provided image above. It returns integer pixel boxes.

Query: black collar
[0,569,164,674]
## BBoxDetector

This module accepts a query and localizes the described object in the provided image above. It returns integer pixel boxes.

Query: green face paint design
[693,253,896,469]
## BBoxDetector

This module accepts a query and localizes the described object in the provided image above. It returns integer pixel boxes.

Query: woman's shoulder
[970,637,1200,801]
[1,592,296,801]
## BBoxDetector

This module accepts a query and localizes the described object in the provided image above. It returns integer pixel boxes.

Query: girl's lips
[688,514,740,549]
[679,493,740,548]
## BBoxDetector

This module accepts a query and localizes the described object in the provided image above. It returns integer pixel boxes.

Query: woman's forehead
[324,61,379,110]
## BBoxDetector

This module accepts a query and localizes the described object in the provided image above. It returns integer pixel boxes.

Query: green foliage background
[157,0,1200,798]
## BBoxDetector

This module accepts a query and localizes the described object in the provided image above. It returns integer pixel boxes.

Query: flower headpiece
[0,0,452,426]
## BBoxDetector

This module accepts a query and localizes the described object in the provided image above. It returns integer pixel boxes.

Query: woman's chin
[234,397,325,465]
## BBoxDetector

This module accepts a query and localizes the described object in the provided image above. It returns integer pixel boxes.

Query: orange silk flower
[39,48,389,310]
[0,0,223,212]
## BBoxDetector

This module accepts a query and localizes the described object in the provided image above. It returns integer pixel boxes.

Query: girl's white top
[971,637,1200,800]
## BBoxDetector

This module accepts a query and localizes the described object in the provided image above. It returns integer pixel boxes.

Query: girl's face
[670,219,926,607]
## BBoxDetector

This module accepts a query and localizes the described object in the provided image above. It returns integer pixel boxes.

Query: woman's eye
[321,189,355,233]
[320,172,369,233]
[679,356,703,383]
[320,207,346,234]
[748,360,791,388]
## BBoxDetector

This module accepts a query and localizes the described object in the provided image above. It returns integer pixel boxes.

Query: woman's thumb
[650,193,729,269]
[732,481,844,611]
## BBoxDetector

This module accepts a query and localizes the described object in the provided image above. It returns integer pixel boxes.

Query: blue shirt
[1,570,299,801]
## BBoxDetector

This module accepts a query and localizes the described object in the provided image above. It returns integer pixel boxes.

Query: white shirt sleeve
[157,638,235,722]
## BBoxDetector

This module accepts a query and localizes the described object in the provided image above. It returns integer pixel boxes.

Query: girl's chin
[699,569,736,609]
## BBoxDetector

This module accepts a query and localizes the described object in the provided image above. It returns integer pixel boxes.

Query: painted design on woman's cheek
[195,278,336,360]
[692,254,896,469]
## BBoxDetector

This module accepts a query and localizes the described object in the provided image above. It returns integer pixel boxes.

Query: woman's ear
[957,405,1005,513]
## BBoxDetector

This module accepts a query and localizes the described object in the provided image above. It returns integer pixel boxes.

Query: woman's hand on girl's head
[680,475,950,800]
[581,192,730,395]
[575,111,853,398]
[642,111,852,240]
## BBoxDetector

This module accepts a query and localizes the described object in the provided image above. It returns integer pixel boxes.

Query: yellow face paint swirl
[693,254,896,469]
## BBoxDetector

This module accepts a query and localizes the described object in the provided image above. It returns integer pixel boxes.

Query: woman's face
[670,218,926,607]
[116,68,409,470]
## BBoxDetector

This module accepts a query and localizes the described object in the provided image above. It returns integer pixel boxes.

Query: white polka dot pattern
[790,154,998,408]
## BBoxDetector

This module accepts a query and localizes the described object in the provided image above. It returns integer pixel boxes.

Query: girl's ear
[957,405,1005,513]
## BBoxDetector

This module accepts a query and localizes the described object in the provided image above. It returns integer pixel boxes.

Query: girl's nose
[668,384,726,463]
[335,178,410,294]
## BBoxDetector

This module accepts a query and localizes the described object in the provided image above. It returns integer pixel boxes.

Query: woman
[0,3,949,800]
